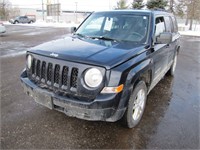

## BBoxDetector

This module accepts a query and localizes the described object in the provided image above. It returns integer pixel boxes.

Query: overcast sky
[10,0,136,11]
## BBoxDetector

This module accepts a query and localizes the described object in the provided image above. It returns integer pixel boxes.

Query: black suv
[21,10,180,128]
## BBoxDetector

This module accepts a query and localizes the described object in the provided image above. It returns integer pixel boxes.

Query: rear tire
[122,81,147,128]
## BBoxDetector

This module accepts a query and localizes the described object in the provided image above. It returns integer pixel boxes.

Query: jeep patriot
[21,10,180,128]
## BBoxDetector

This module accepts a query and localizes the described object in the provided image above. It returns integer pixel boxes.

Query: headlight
[84,68,103,88]
[27,55,32,69]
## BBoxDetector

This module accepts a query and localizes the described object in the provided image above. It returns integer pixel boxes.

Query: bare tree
[0,0,11,20]
[169,0,175,13]
[9,7,20,18]
[189,0,194,30]
[178,0,200,30]
[188,0,200,30]
[175,0,200,30]
[175,2,184,18]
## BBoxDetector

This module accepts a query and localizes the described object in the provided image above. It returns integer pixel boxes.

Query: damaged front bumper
[20,69,126,122]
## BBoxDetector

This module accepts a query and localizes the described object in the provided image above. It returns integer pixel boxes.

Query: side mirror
[71,27,77,33]
[156,32,172,44]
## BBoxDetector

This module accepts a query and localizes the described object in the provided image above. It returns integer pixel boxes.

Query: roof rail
[152,8,167,12]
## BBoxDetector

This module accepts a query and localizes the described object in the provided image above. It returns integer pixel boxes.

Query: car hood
[29,36,146,69]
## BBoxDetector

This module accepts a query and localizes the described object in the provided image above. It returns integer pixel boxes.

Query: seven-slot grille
[28,57,79,90]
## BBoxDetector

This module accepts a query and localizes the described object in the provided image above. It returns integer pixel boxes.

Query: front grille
[32,59,36,74]
[62,66,69,86]
[71,68,78,88]
[36,60,41,78]
[54,64,60,84]
[47,63,53,82]
[41,61,46,80]
[26,54,106,102]
[28,58,79,91]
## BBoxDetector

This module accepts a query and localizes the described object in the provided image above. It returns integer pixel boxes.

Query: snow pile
[4,20,79,28]
[3,20,200,37]
[178,23,200,37]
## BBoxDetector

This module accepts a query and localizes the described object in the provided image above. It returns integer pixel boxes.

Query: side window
[171,16,178,33]
[164,16,173,33]
[155,17,166,37]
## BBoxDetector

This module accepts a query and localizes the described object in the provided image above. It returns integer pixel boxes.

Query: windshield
[76,12,149,43]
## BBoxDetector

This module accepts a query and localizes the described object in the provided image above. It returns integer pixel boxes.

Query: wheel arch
[117,59,153,110]
[14,20,19,24]
[133,69,152,91]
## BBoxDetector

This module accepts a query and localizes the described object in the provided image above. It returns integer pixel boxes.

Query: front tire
[123,81,147,128]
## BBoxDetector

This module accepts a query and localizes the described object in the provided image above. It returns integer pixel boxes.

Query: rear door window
[164,16,173,33]
[171,16,178,33]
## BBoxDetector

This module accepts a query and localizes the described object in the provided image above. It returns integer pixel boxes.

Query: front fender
[117,58,152,109]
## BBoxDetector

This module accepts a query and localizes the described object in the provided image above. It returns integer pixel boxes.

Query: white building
[14,8,90,23]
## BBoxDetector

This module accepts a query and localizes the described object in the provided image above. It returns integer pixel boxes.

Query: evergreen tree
[146,0,168,10]
[132,0,144,9]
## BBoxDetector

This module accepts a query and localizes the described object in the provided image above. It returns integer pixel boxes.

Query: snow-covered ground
[3,20,200,37]
[3,20,80,28]
[178,23,200,37]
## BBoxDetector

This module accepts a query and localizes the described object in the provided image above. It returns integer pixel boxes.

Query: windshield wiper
[74,34,119,42]
[74,33,88,38]
[89,36,119,42]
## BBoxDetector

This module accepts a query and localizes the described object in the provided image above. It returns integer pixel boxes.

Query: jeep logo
[50,53,58,57]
